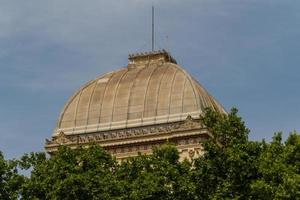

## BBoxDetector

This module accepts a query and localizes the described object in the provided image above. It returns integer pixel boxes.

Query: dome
[54,51,225,136]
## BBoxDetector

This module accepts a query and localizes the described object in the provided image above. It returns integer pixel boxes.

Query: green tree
[116,144,196,200]
[3,107,298,200]
[0,151,24,200]
[193,108,262,199]
[19,145,121,200]
[193,108,300,200]
[250,132,300,199]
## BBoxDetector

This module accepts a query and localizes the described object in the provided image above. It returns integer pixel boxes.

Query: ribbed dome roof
[55,51,225,136]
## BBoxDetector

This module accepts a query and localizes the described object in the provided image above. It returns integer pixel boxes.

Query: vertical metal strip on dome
[207,95,218,111]
[170,66,202,114]
[212,96,227,113]
[202,88,212,108]
[141,63,161,123]
[57,77,100,131]
[97,69,126,130]
[57,91,79,129]
[179,68,202,112]
[57,87,86,129]
[188,79,202,112]
[181,77,188,120]
[154,65,170,123]
[205,88,226,113]
[167,69,179,122]
[73,89,84,134]
[123,66,146,126]
[109,69,130,129]
[86,72,116,128]
[194,80,213,109]
[84,80,99,133]
[194,80,207,111]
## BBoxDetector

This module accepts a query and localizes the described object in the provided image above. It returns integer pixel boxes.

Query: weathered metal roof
[54,51,225,136]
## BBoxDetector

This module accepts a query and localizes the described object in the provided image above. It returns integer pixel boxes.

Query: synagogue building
[45,50,226,161]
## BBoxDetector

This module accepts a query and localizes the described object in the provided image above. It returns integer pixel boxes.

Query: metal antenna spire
[152,5,155,51]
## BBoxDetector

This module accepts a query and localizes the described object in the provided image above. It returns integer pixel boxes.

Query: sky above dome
[1,0,299,159]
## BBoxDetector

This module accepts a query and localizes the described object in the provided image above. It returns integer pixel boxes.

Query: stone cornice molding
[45,115,208,153]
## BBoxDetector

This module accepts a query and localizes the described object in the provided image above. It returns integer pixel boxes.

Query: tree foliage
[0,108,299,199]
[194,108,300,199]
[19,145,120,200]
[116,144,195,200]
[0,151,24,199]
[251,132,300,199]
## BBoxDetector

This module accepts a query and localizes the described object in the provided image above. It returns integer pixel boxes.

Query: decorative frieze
[45,115,209,161]
[46,115,202,147]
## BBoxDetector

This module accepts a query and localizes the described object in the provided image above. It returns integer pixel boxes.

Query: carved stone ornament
[52,131,71,145]
[188,149,195,159]
[178,115,201,129]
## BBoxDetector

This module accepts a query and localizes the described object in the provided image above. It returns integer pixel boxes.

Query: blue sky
[0,0,299,159]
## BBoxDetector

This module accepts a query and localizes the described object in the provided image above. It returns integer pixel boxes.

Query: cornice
[45,115,207,153]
